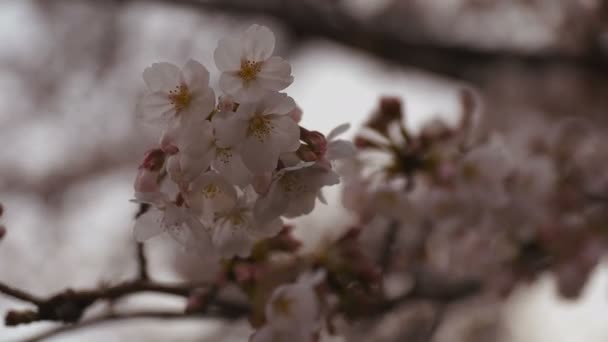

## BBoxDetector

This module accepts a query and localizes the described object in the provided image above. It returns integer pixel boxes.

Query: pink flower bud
[160,131,178,155]
[134,169,159,193]
[218,95,236,112]
[300,128,327,155]
[297,144,318,162]
[288,106,303,123]
[139,148,166,171]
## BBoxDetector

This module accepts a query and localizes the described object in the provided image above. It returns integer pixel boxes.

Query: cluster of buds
[131,25,355,340]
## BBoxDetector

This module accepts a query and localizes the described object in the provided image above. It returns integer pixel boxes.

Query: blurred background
[0,0,607,341]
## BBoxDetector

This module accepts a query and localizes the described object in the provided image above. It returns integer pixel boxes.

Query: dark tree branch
[2,279,248,326]
[132,0,608,81]
[23,309,241,342]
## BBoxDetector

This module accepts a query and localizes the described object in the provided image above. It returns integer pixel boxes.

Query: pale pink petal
[213,112,248,147]
[260,92,296,116]
[143,62,181,92]
[240,137,281,174]
[218,72,244,98]
[181,59,210,93]
[214,37,242,72]
[269,115,301,152]
[257,56,293,91]
[211,148,253,187]
[136,92,174,123]
[212,218,254,258]
[242,24,275,62]
[133,210,164,242]
[326,140,356,161]
[327,123,350,141]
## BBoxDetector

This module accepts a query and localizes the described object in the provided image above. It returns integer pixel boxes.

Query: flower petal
[327,123,351,141]
[218,72,244,98]
[260,92,296,116]
[136,91,174,123]
[143,62,181,93]
[327,139,356,161]
[214,37,242,72]
[242,24,275,62]
[133,210,164,242]
[257,56,293,91]
[181,59,210,93]
[213,112,249,147]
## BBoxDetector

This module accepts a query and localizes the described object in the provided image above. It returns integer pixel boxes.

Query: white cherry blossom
[255,163,339,222]
[211,187,283,258]
[132,192,212,253]
[165,117,215,186]
[251,271,325,342]
[213,92,300,174]
[137,59,215,125]
[214,24,293,101]
[185,170,237,223]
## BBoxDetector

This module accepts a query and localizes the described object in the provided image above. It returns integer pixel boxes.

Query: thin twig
[0,282,43,305]
[23,309,240,342]
[134,203,151,280]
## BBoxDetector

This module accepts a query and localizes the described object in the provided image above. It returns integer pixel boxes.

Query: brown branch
[135,243,150,281]
[2,279,248,326]
[23,309,240,342]
[0,282,43,306]
[132,0,607,81]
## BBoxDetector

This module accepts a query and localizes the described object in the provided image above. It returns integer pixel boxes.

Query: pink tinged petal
[218,72,245,99]
[212,149,253,187]
[213,112,248,147]
[133,210,164,242]
[269,115,301,152]
[143,62,181,92]
[254,182,289,223]
[253,217,283,239]
[214,37,243,72]
[260,92,296,116]
[257,56,293,91]
[212,218,255,258]
[181,59,210,92]
[183,87,216,121]
[240,137,281,174]
[326,140,356,160]
[136,92,175,123]
[242,24,275,62]
[134,169,159,193]
[327,123,351,141]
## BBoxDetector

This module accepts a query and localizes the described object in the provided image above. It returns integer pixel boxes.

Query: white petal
[270,115,301,152]
[327,123,351,141]
[242,24,275,62]
[257,56,293,91]
[143,62,181,93]
[327,140,356,161]
[252,217,283,239]
[136,92,174,123]
[212,218,254,258]
[133,210,164,242]
[213,112,249,147]
[240,138,281,174]
[218,72,244,97]
[214,37,242,72]
[211,148,253,187]
[181,59,210,92]
[260,92,296,116]
[254,181,289,223]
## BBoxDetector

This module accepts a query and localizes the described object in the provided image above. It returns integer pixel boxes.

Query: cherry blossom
[211,187,283,258]
[213,92,300,174]
[214,24,293,101]
[137,59,215,125]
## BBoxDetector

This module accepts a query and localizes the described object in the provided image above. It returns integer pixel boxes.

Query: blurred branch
[374,270,481,315]
[23,310,233,342]
[2,279,248,326]
[136,0,607,81]
[379,220,399,272]
[135,204,151,281]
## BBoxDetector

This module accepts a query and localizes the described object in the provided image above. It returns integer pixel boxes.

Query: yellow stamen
[238,60,262,82]
[248,115,273,142]
[168,84,192,112]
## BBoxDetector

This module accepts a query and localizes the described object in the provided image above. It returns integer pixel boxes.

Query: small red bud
[139,148,166,171]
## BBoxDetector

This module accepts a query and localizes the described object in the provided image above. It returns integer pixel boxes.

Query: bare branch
[23,309,238,342]
[0,282,43,306]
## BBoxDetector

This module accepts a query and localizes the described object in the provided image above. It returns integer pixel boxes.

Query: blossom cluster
[132,25,353,260]
[344,94,608,298]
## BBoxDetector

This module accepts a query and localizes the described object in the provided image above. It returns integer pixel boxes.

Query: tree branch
[135,0,607,81]
[23,309,239,342]
[2,279,248,326]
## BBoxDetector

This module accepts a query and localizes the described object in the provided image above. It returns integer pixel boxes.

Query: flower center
[279,172,305,195]
[202,183,219,199]
[238,60,262,82]
[272,295,292,316]
[216,146,233,164]
[168,83,192,112]
[248,115,273,142]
